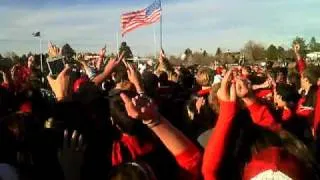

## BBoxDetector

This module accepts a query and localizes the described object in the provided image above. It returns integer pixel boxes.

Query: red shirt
[296,57,306,74]
[175,143,202,180]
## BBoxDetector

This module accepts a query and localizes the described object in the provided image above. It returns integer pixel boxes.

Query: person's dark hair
[302,65,320,86]
[219,110,320,179]
[158,71,168,86]
[0,87,15,118]
[108,161,156,180]
[108,90,149,136]
[275,84,300,107]
[141,71,158,99]
[287,71,301,91]
[303,85,318,108]
[113,63,129,84]
[178,67,194,89]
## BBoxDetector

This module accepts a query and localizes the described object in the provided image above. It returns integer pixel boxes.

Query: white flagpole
[153,25,157,58]
[160,0,163,49]
[116,32,119,54]
[39,36,44,83]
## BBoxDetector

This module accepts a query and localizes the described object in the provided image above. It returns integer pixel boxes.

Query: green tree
[0,53,2,59]
[119,42,133,59]
[61,43,76,59]
[277,46,286,60]
[266,44,278,60]
[292,36,307,56]
[215,47,222,56]
[308,37,320,52]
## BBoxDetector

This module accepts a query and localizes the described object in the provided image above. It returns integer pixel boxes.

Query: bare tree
[241,40,265,62]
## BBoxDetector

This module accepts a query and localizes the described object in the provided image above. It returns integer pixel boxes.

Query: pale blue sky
[0,0,319,56]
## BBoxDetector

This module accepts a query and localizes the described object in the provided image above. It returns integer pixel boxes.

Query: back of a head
[287,71,300,90]
[108,91,147,136]
[276,84,300,105]
[302,65,320,86]
[142,71,158,98]
[108,162,156,180]
[158,71,168,86]
[196,67,213,87]
[113,63,129,84]
[234,124,319,180]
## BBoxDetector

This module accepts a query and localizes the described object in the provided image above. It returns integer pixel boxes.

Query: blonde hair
[196,67,212,87]
[208,83,221,114]
[169,71,179,83]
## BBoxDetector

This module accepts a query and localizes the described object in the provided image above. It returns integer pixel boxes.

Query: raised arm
[202,70,236,180]
[237,77,280,131]
[0,70,10,89]
[294,44,306,74]
[120,93,202,180]
[155,49,173,74]
[92,52,124,86]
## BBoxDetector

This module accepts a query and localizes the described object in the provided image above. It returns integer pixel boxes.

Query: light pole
[32,31,44,83]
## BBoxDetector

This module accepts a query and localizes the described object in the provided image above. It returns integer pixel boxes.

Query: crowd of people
[0,42,320,180]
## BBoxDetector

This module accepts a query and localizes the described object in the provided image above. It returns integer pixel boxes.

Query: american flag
[121,0,161,36]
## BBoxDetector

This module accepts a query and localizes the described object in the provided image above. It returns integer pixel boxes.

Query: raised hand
[120,93,158,121]
[293,44,300,54]
[159,48,166,63]
[235,78,251,98]
[92,51,125,86]
[99,45,107,57]
[48,41,62,58]
[47,66,71,102]
[104,51,125,73]
[217,70,236,102]
[126,63,144,93]
[59,130,85,180]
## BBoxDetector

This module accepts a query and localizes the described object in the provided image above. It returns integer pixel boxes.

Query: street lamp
[32,31,44,82]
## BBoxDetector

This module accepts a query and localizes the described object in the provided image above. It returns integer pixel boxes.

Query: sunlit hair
[208,83,221,114]
[168,71,179,83]
[195,67,213,87]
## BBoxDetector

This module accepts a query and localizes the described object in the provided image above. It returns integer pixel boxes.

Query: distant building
[306,52,320,61]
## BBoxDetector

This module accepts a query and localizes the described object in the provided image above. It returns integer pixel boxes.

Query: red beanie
[73,76,89,93]
[20,101,32,113]
[255,89,273,99]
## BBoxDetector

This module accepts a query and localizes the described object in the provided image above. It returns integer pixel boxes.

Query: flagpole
[160,0,163,49]
[39,36,44,83]
[116,32,119,54]
[153,25,157,58]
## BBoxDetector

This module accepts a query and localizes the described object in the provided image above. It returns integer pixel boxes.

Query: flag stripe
[121,0,161,36]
